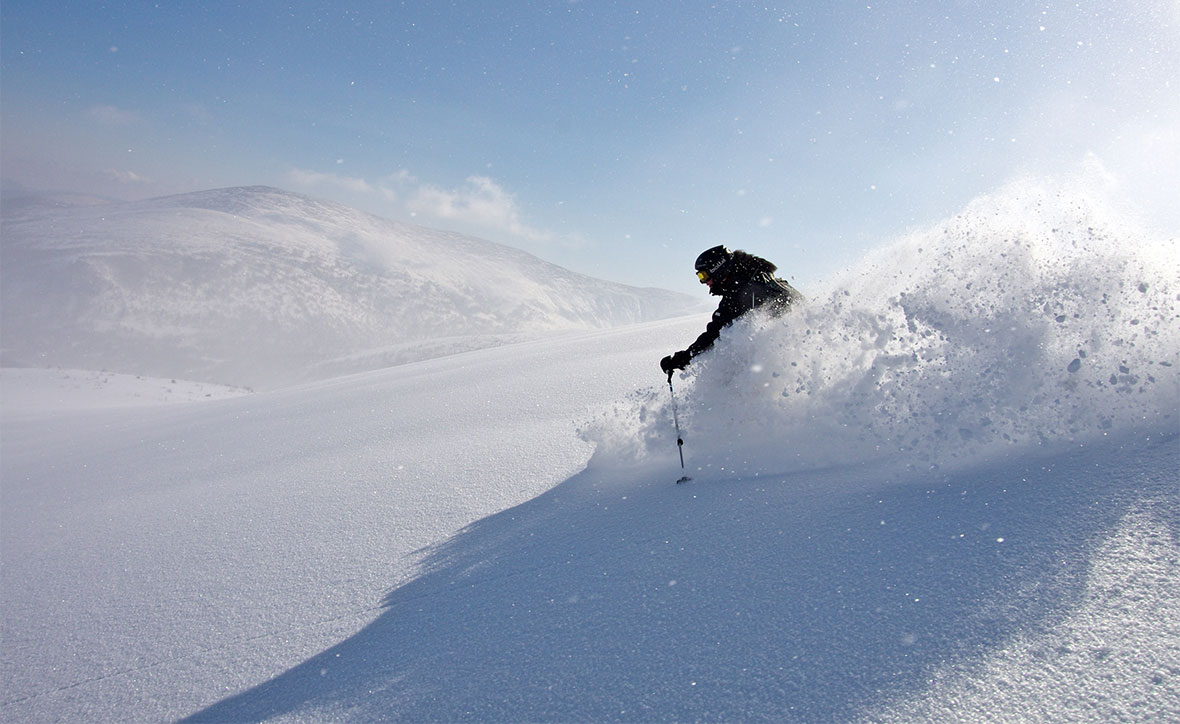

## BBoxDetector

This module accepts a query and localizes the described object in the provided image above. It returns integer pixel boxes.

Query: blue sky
[3,1,1176,293]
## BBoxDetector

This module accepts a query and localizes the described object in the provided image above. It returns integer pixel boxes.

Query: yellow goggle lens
[696,270,709,283]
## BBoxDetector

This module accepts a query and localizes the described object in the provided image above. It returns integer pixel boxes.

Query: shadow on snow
[182,433,1177,722]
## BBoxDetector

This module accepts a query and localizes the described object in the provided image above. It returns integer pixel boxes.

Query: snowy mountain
[2,171,1177,723]
[0,186,698,388]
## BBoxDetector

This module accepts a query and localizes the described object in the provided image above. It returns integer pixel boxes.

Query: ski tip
[675,476,692,484]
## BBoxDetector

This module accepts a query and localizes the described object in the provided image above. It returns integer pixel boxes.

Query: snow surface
[2,167,1178,723]
[1,368,251,411]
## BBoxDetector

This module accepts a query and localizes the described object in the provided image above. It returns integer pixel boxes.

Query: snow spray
[583,163,1180,479]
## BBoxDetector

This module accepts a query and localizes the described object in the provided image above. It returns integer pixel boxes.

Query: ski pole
[667,372,691,483]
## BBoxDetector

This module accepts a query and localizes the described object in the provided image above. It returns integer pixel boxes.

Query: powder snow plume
[582,165,1180,478]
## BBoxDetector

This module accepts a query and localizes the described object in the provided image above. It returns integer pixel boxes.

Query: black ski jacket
[686,263,802,359]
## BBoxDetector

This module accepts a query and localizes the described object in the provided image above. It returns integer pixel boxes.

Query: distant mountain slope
[1,186,697,388]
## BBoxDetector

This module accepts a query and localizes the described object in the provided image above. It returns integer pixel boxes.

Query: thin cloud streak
[287,168,553,244]
[86,104,143,127]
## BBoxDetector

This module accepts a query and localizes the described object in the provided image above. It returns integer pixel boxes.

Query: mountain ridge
[1,186,698,388]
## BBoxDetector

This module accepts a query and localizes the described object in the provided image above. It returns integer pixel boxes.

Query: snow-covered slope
[0,186,698,388]
[2,169,1177,723]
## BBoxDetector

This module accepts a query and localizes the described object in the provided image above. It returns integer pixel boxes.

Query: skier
[660,245,803,375]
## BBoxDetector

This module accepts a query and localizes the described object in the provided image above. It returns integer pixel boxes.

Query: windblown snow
[2,167,1178,723]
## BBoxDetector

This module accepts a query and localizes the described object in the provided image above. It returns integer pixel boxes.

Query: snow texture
[2,167,1178,723]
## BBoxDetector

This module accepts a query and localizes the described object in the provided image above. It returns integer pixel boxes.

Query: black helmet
[694,245,732,283]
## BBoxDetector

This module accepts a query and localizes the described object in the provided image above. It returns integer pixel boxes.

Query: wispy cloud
[182,102,215,126]
[406,176,552,242]
[285,168,378,196]
[287,168,552,242]
[102,169,151,185]
[86,104,143,127]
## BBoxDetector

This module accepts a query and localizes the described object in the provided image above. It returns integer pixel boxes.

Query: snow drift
[0,186,698,388]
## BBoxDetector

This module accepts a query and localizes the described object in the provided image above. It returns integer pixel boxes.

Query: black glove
[660,350,691,374]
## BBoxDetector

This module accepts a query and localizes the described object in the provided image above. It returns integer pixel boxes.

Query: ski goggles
[696,270,710,283]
